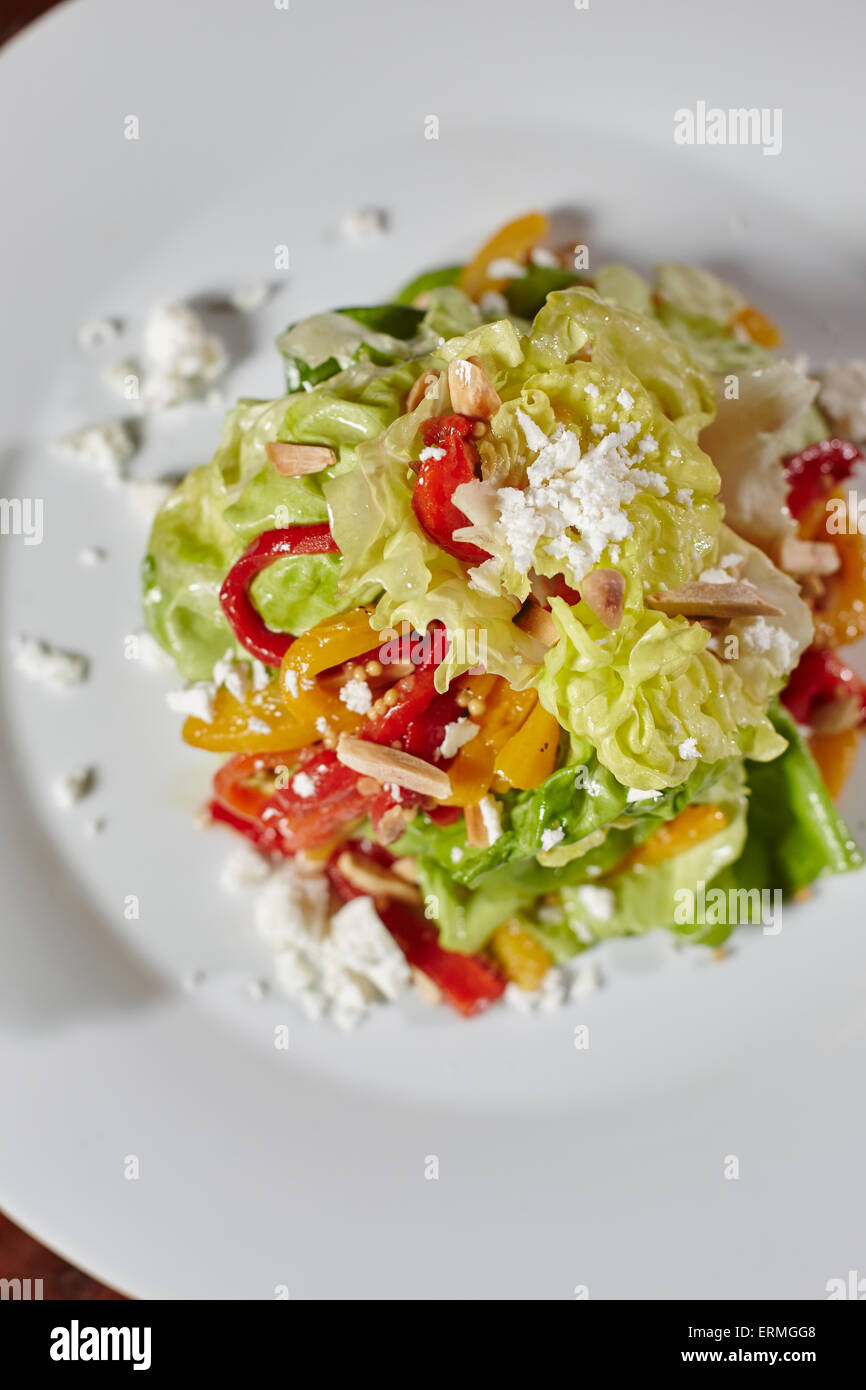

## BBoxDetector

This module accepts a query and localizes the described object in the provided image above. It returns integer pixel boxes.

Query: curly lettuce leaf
[536,597,786,790]
[143,360,412,679]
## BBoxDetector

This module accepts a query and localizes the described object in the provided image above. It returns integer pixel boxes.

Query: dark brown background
[2,0,123,1301]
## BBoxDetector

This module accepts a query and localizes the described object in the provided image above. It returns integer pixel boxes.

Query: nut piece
[516,601,560,648]
[580,568,625,630]
[266,442,336,475]
[809,695,862,734]
[411,966,443,1005]
[645,581,783,619]
[773,537,841,578]
[464,797,500,849]
[406,369,440,412]
[447,358,501,419]
[390,856,420,884]
[336,735,452,799]
[335,851,422,905]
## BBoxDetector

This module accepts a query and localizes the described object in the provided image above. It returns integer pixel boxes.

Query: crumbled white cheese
[52,765,97,808]
[124,479,173,517]
[140,302,228,411]
[384,782,403,802]
[616,388,634,410]
[419,445,446,463]
[53,422,136,480]
[340,677,373,714]
[292,772,316,799]
[577,885,615,921]
[626,787,661,804]
[490,411,668,583]
[78,317,121,349]
[678,737,700,759]
[213,648,251,702]
[529,246,560,269]
[674,487,693,505]
[11,634,89,689]
[485,256,527,279]
[220,843,272,891]
[698,565,735,585]
[439,717,479,759]
[251,660,271,692]
[740,616,799,670]
[819,360,866,442]
[79,546,107,566]
[257,866,409,1028]
[339,207,388,243]
[247,716,272,735]
[315,716,330,737]
[583,383,600,399]
[479,290,509,317]
[283,668,299,699]
[719,552,743,572]
[540,824,565,852]
[450,846,464,863]
[479,796,502,846]
[228,284,269,313]
[504,967,567,1014]
[135,630,174,671]
[166,682,217,723]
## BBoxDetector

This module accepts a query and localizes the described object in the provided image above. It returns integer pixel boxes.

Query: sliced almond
[266,441,336,476]
[336,735,452,799]
[580,568,625,630]
[463,802,489,849]
[406,369,439,412]
[377,805,415,845]
[516,601,560,648]
[645,581,783,619]
[335,851,422,905]
[773,537,841,578]
[390,856,420,884]
[809,695,862,734]
[411,966,443,1006]
[447,358,501,419]
[463,796,500,849]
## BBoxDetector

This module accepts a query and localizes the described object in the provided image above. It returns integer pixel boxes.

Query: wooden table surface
[1,0,125,1302]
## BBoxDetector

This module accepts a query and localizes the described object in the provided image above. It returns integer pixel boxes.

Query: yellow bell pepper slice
[457,212,550,303]
[623,804,728,870]
[494,699,561,790]
[490,920,552,991]
[280,605,380,732]
[183,681,322,753]
[810,727,860,800]
[445,678,537,806]
[729,305,783,349]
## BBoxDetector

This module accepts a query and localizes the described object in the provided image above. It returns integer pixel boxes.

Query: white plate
[1,0,865,1299]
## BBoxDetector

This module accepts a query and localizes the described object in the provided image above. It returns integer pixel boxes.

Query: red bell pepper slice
[262,748,376,852]
[782,647,866,726]
[783,439,863,520]
[327,846,506,1016]
[219,525,339,665]
[208,798,293,856]
[378,901,506,1017]
[411,414,491,565]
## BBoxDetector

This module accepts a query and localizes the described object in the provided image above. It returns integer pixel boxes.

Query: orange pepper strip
[618,805,728,871]
[183,681,321,753]
[490,920,552,990]
[457,212,550,303]
[729,304,783,349]
[494,699,561,791]
[444,678,537,806]
[279,606,380,733]
[809,728,860,800]
[798,493,866,647]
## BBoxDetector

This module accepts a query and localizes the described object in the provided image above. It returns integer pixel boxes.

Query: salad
[143,212,865,1023]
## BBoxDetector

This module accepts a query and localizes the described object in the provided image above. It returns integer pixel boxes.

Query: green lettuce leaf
[143,359,413,679]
